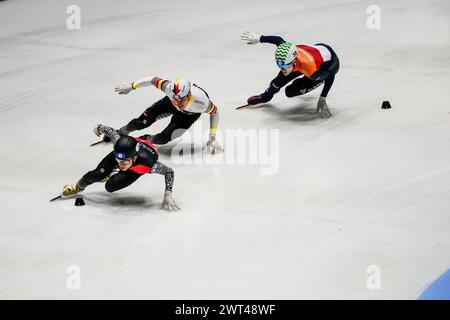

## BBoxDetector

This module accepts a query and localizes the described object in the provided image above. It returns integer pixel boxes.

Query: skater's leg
[285,77,324,98]
[77,151,117,190]
[248,71,302,104]
[118,97,174,135]
[105,170,141,193]
[150,113,201,145]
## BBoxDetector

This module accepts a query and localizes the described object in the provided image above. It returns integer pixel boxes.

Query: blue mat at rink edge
[418,269,450,300]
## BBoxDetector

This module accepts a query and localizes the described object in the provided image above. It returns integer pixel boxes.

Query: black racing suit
[121,96,201,145]
[77,138,159,192]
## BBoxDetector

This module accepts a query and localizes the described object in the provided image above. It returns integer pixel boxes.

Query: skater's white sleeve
[131,76,171,91]
[130,77,154,89]
[151,77,171,92]
[208,103,219,138]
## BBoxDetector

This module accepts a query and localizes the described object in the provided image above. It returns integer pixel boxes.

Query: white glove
[114,82,134,95]
[160,191,181,212]
[240,31,260,45]
[207,137,224,154]
[316,96,332,118]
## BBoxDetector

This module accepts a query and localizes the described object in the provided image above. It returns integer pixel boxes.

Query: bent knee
[152,133,172,145]
[105,182,116,193]
[88,169,109,182]
[285,86,303,98]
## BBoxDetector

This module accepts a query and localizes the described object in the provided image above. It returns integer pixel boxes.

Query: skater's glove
[103,126,130,143]
[160,191,181,212]
[94,124,113,136]
[316,96,332,118]
[114,82,134,95]
[95,124,121,144]
[241,31,260,45]
[207,137,224,154]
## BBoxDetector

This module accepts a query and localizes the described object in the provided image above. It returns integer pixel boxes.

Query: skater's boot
[61,184,82,197]
[247,92,272,105]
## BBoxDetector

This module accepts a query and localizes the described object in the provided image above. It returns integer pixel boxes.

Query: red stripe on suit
[298,45,324,70]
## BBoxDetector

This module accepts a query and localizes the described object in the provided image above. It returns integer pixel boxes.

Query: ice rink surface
[0,0,449,299]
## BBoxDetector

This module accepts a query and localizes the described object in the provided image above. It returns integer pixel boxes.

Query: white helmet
[168,77,191,100]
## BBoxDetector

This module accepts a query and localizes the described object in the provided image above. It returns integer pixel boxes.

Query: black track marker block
[382,101,391,109]
[75,197,85,206]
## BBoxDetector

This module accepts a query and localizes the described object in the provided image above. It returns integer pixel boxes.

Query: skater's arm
[206,102,219,138]
[130,77,154,89]
[127,76,171,91]
[152,161,181,211]
[115,76,169,94]
[205,102,224,153]
[209,111,219,138]
[152,161,174,192]
[260,35,285,46]
[150,77,171,92]
[241,32,285,46]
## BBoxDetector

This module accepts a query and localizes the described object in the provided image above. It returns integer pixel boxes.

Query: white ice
[0,0,449,299]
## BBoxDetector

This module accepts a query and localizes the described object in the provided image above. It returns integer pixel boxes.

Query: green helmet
[275,42,298,68]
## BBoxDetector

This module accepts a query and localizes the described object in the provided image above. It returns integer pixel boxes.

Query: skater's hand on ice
[115,82,134,95]
[207,137,224,154]
[241,31,260,45]
[161,191,181,212]
[316,96,332,118]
